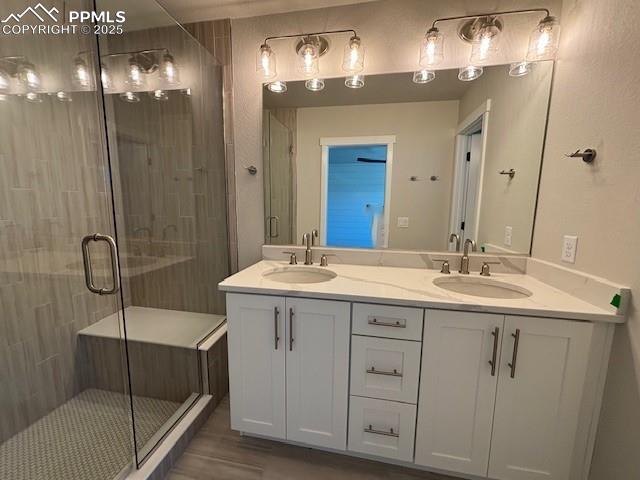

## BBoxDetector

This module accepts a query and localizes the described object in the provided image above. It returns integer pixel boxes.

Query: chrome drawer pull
[366,366,403,377]
[368,317,406,328]
[364,425,400,438]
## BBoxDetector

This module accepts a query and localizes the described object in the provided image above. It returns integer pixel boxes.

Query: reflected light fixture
[469,18,500,64]
[18,62,40,91]
[342,35,365,73]
[73,56,92,89]
[419,27,444,67]
[305,78,325,92]
[0,68,10,93]
[100,64,112,91]
[181,88,192,96]
[159,53,180,86]
[413,69,436,84]
[24,91,42,103]
[120,91,140,103]
[257,43,277,80]
[297,40,319,77]
[458,65,483,81]
[509,61,533,77]
[267,80,287,93]
[527,15,560,61]
[152,89,169,101]
[126,57,145,88]
[345,74,365,89]
[56,91,72,102]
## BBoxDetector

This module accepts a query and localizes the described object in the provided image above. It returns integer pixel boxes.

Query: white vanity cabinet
[415,310,595,480]
[226,293,350,450]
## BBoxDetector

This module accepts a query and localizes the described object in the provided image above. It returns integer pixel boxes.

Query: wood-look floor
[166,397,459,480]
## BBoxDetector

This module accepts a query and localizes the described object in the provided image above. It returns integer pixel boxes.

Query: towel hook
[565,149,596,163]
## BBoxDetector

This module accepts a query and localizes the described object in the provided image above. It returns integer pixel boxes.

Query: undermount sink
[263,266,337,284]
[433,276,533,299]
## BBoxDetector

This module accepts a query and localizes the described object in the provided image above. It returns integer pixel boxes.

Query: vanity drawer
[352,303,423,340]
[350,336,421,403]
[348,396,416,462]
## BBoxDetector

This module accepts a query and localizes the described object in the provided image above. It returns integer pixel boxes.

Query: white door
[227,293,286,438]
[285,298,350,450]
[489,316,593,480]
[460,132,482,244]
[415,310,503,476]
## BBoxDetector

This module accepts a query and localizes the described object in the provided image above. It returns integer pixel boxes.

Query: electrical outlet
[561,235,578,263]
[504,226,513,247]
[397,217,409,228]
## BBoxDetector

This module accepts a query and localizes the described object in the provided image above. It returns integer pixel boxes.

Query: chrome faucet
[302,233,313,265]
[459,238,476,274]
[449,233,461,252]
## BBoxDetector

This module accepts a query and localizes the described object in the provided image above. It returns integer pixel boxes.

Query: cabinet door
[415,310,503,476]
[489,316,593,480]
[285,298,350,450]
[227,293,286,438]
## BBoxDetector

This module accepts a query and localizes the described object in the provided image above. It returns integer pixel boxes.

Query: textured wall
[231,0,561,267]
[531,0,640,477]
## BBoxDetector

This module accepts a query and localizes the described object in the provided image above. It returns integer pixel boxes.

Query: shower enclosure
[0,1,230,478]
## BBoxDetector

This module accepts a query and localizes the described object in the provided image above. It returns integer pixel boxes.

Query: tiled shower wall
[0,2,125,442]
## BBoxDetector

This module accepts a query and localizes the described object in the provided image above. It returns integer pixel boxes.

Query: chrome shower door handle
[81,233,121,295]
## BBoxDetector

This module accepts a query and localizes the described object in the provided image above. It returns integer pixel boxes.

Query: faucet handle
[319,253,335,267]
[433,259,451,274]
[480,261,500,276]
[282,251,298,265]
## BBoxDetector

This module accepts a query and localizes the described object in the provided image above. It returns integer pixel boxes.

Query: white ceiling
[156,0,379,23]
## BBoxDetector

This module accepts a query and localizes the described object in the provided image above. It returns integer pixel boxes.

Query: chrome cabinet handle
[366,367,402,377]
[368,317,406,328]
[274,307,280,350]
[508,329,521,378]
[364,425,399,438]
[289,307,294,351]
[81,233,120,295]
[489,327,499,376]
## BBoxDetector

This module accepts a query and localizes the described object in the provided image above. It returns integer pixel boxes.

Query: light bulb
[56,91,72,102]
[305,78,325,92]
[413,69,435,84]
[73,57,92,89]
[151,89,169,101]
[527,16,560,61]
[267,81,287,93]
[24,92,42,103]
[159,53,180,86]
[120,91,140,103]
[100,64,112,91]
[126,58,145,88]
[345,74,365,89]
[0,68,10,93]
[342,36,365,73]
[458,65,483,82]
[256,43,277,80]
[469,19,500,65]
[419,28,444,67]
[509,61,533,77]
[18,62,40,91]
[297,41,319,77]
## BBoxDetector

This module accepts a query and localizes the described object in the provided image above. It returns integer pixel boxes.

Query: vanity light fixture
[120,91,140,103]
[412,69,436,84]
[159,53,180,86]
[56,91,72,102]
[126,57,145,88]
[18,62,40,91]
[100,63,113,91]
[305,78,325,92]
[297,39,320,77]
[345,74,365,89]
[509,61,533,77]
[73,56,92,89]
[527,16,560,61]
[424,8,559,72]
[151,89,169,101]
[267,80,287,93]
[24,91,42,103]
[257,43,277,80]
[458,65,483,81]
[342,35,365,73]
[0,68,11,93]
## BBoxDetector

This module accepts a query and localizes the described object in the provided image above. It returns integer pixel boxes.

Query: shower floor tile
[0,389,180,480]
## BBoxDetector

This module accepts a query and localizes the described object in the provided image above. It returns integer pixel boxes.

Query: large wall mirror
[263,62,553,255]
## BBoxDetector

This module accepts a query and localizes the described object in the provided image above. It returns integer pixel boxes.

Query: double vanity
[219,249,627,480]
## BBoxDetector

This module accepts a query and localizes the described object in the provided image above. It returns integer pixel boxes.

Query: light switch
[397,217,409,228]
[561,235,578,263]
[504,226,513,247]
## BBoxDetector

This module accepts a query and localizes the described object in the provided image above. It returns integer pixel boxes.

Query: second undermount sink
[263,266,337,284]
[433,276,533,299]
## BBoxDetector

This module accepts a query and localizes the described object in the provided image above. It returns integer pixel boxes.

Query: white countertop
[219,260,624,323]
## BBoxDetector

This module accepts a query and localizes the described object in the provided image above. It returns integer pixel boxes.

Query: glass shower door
[0,1,133,479]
